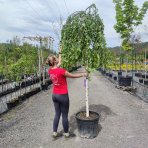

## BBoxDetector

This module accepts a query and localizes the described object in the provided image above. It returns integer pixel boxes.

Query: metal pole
[145,48,146,78]
[132,46,134,87]
[40,38,45,85]
[135,46,137,72]
[38,46,41,88]
[120,47,121,71]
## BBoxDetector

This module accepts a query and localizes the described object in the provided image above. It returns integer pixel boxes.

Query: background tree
[0,41,53,86]
[113,0,148,75]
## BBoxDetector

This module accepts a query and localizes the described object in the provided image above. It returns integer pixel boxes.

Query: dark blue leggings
[52,94,69,133]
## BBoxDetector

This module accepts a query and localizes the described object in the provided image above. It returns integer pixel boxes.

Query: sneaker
[63,132,76,138]
[63,132,70,137]
[52,132,58,138]
[52,132,63,140]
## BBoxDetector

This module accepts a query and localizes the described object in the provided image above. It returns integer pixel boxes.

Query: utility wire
[54,0,63,18]
[51,0,64,29]
[35,0,61,41]
[44,0,58,17]
[26,0,58,39]
[43,0,64,41]
[25,0,60,41]
[26,0,44,21]
[63,0,70,16]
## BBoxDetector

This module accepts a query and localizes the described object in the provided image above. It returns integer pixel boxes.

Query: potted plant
[113,0,148,87]
[61,4,107,138]
[6,97,20,110]
[139,78,143,83]
[5,63,20,109]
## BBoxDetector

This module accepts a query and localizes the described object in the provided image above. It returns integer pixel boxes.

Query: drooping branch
[61,4,107,72]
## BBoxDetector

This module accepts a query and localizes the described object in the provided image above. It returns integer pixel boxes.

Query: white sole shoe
[52,132,58,138]
[63,132,70,137]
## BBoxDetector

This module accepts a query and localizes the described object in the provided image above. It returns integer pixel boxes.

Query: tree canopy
[113,0,148,51]
[61,4,107,72]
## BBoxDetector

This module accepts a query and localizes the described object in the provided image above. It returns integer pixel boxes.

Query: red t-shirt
[48,68,68,94]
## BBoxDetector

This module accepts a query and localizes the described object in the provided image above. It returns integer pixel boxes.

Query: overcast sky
[0,0,147,51]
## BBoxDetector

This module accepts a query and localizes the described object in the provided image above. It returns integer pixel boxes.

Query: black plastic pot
[97,68,101,71]
[139,79,143,83]
[118,71,122,76]
[32,87,40,94]
[7,98,20,110]
[0,80,8,85]
[118,76,132,87]
[18,94,26,101]
[29,91,34,96]
[36,87,41,92]
[114,76,117,81]
[75,111,100,139]
[109,73,113,78]
[106,73,109,76]
[0,92,3,97]
[21,81,25,87]
[142,74,148,79]
[101,70,106,75]
[144,80,148,86]
[31,88,40,95]
[41,84,48,90]
[0,86,20,98]
[25,92,31,98]
[46,80,52,86]
[135,72,142,77]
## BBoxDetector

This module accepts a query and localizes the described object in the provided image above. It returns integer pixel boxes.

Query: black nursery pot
[144,80,148,86]
[103,70,106,74]
[41,84,48,90]
[32,87,40,94]
[75,111,100,139]
[30,90,34,95]
[135,72,142,77]
[118,71,122,76]
[7,99,20,110]
[18,94,26,101]
[31,88,36,95]
[118,76,132,87]
[109,73,113,78]
[106,72,109,76]
[142,74,148,79]
[36,87,41,92]
[114,76,117,81]
[25,92,31,98]
[139,79,143,83]
[101,70,106,75]
[46,80,52,86]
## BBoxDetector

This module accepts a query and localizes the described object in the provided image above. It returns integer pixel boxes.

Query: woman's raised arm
[57,46,62,67]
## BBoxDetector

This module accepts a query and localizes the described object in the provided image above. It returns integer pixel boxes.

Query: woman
[46,47,87,138]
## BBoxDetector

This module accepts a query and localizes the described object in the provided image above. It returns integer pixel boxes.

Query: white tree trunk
[126,56,128,77]
[85,78,89,117]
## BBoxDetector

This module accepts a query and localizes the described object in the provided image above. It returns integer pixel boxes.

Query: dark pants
[52,94,69,133]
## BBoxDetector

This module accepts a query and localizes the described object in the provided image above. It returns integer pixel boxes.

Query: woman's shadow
[69,104,116,137]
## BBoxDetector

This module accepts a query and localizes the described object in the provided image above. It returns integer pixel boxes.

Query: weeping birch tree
[61,4,107,117]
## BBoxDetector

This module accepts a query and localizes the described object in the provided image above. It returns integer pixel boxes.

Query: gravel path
[0,69,148,148]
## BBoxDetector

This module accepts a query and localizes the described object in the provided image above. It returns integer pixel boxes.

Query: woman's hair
[46,55,57,66]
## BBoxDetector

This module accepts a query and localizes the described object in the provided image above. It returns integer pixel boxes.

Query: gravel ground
[0,69,148,148]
